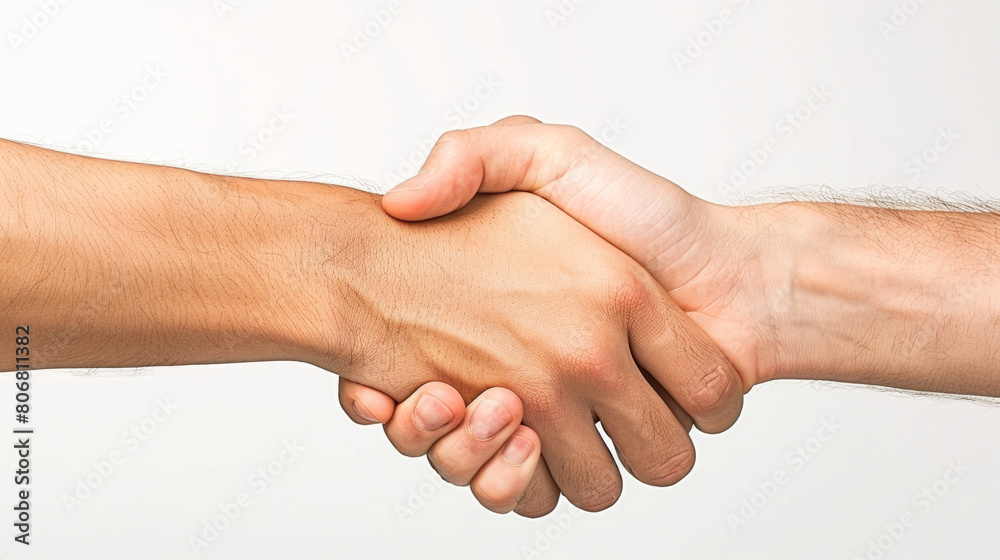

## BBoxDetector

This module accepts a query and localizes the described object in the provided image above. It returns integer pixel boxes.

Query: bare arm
[766,201,1000,396]
[0,138,342,371]
[0,138,745,516]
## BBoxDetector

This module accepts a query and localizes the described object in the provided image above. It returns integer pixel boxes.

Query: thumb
[381,118,583,221]
[339,377,397,425]
[381,130,485,221]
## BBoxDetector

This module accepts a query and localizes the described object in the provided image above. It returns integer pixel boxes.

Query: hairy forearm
[770,201,1000,396]
[0,140,367,373]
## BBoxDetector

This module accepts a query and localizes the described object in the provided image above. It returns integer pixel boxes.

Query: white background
[2,1,1000,559]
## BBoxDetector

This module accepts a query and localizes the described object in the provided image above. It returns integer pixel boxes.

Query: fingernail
[386,169,428,195]
[502,436,534,467]
[352,401,379,423]
[468,399,513,441]
[413,394,453,432]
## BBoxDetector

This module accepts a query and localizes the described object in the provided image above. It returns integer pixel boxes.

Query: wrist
[146,173,341,367]
[246,180,395,377]
[753,201,865,382]
[761,201,999,394]
[696,201,807,388]
[219,177,387,373]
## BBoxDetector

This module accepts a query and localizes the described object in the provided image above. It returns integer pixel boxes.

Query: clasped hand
[335,116,779,516]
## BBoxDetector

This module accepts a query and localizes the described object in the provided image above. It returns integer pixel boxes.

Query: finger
[642,368,694,433]
[530,407,623,512]
[491,115,542,127]
[383,382,466,457]
[615,373,694,478]
[513,456,561,518]
[427,388,523,486]
[338,377,396,425]
[593,357,696,487]
[469,425,542,514]
[381,117,591,221]
[629,281,744,434]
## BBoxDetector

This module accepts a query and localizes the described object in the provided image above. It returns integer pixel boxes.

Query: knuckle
[558,331,620,385]
[427,449,469,486]
[498,114,541,126]
[515,495,558,518]
[426,452,472,486]
[618,412,690,486]
[553,124,594,146]
[472,480,517,513]
[608,269,651,314]
[573,477,622,512]
[574,351,620,387]
[388,437,425,458]
[520,383,562,423]
[437,128,473,149]
[553,452,622,512]
[687,364,734,414]
[631,406,673,448]
[648,446,696,486]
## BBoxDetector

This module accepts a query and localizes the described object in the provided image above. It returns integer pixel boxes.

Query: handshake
[5,115,997,520]
[325,116,1000,517]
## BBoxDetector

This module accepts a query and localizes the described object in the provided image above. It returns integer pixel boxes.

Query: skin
[341,115,1000,515]
[0,137,741,517]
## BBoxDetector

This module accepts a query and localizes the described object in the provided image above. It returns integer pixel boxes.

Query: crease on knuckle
[559,333,621,388]
[620,410,685,486]
[560,457,622,512]
[574,477,622,512]
[609,270,649,314]
[427,450,473,486]
[648,447,696,487]
[520,382,562,424]
[437,128,473,148]
[640,399,673,441]
[553,451,622,512]
[688,364,733,415]
[515,495,558,518]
